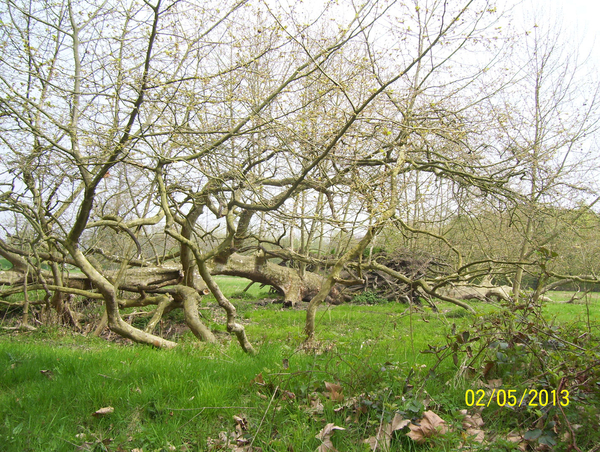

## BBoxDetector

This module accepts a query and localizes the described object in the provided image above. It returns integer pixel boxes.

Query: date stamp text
[465,389,569,407]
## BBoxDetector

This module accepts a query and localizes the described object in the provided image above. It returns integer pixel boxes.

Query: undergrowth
[0,283,599,451]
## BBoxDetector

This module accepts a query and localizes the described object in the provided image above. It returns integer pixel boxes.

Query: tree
[2,0,599,352]
[484,17,600,299]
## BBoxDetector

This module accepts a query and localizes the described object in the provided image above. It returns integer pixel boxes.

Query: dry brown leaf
[486,379,503,389]
[316,443,336,452]
[315,423,345,452]
[364,413,411,451]
[459,409,485,443]
[219,431,229,443]
[364,433,390,452]
[91,406,114,417]
[233,414,248,435]
[505,432,522,442]
[309,398,324,415]
[459,409,484,429]
[316,423,345,440]
[504,432,529,451]
[324,382,344,402]
[465,428,485,443]
[281,390,296,401]
[251,373,264,385]
[390,413,411,432]
[236,436,251,447]
[407,410,448,444]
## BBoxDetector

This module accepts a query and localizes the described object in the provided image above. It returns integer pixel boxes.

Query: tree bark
[169,285,216,343]
[66,246,178,349]
[198,260,255,354]
[211,252,330,307]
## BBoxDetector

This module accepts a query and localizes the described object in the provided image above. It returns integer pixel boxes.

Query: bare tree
[486,18,600,299]
[2,0,598,351]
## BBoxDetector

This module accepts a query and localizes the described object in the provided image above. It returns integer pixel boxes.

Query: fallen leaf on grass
[561,424,583,443]
[207,416,260,451]
[505,432,528,451]
[324,382,344,402]
[390,413,411,432]
[407,410,448,444]
[333,396,359,414]
[505,432,522,443]
[233,414,248,433]
[91,406,114,417]
[315,423,345,452]
[485,379,503,389]
[307,398,324,415]
[281,390,296,401]
[459,409,485,443]
[364,413,411,451]
[251,373,265,385]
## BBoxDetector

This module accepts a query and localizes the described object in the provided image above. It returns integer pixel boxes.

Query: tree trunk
[169,286,216,343]
[211,252,331,307]
[66,246,178,349]
[198,260,255,354]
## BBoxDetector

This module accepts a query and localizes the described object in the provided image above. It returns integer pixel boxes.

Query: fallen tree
[3,0,599,354]
[211,252,336,307]
[438,278,512,303]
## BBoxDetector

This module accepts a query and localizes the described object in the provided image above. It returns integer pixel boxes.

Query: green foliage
[351,289,388,305]
[0,292,598,451]
[422,297,600,451]
[362,246,385,257]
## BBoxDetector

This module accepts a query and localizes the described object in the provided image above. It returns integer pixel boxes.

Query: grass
[1,277,599,451]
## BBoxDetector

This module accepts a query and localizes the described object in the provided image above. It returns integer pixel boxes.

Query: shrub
[352,290,388,304]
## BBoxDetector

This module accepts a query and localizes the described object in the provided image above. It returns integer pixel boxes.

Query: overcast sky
[522,0,600,65]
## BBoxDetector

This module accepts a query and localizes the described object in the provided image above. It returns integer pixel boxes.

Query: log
[211,253,334,306]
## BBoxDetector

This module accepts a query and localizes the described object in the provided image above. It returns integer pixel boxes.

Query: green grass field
[1,277,599,451]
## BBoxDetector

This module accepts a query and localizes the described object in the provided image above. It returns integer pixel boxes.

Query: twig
[556,377,582,452]
[98,373,122,381]
[372,389,393,451]
[250,385,279,448]
[530,325,587,351]
[179,408,205,430]
[165,406,257,411]
[217,348,235,363]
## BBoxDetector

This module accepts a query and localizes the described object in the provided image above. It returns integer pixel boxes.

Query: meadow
[1,277,599,451]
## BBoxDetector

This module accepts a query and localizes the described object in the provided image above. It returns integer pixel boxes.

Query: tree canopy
[1,0,599,351]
